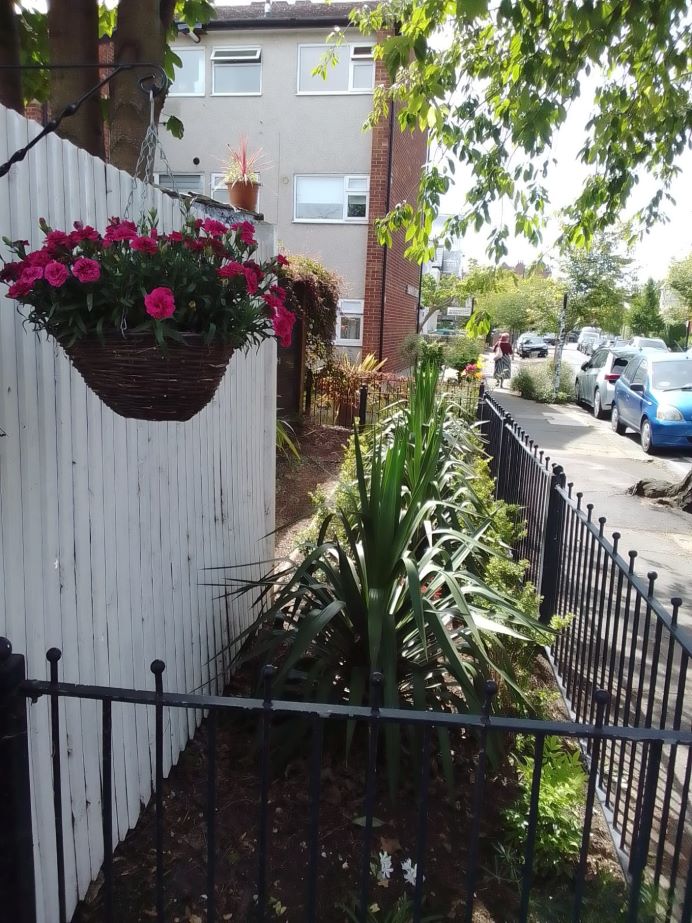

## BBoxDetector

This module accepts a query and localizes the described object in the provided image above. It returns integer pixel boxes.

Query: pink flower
[271,305,296,347]
[44,261,69,288]
[69,223,100,245]
[218,261,244,279]
[243,265,260,294]
[167,231,184,243]
[144,286,176,320]
[72,257,101,283]
[7,278,34,298]
[202,218,228,237]
[131,235,159,254]
[19,265,45,286]
[45,230,72,253]
[104,219,137,243]
[26,249,52,267]
[276,254,289,266]
[231,221,256,246]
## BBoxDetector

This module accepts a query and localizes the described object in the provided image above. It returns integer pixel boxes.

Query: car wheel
[593,389,605,419]
[611,404,626,435]
[640,418,655,454]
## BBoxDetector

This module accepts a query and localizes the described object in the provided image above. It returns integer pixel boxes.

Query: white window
[212,47,262,95]
[297,43,374,94]
[336,299,364,346]
[169,47,205,96]
[211,172,261,209]
[156,173,204,196]
[294,175,369,223]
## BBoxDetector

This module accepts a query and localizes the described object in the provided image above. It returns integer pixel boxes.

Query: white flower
[401,858,418,887]
[378,851,393,881]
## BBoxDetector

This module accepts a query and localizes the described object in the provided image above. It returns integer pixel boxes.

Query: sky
[18,0,692,282]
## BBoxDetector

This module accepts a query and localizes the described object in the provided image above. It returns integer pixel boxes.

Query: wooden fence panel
[0,104,276,922]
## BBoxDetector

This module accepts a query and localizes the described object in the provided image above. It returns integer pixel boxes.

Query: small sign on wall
[406,284,420,298]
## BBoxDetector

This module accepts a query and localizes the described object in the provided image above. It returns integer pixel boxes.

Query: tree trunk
[110,0,174,174]
[628,466,692,513]
[0,0,22,112]
[47,0,104,158]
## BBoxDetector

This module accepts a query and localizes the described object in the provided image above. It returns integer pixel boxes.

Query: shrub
[445,333,484,371]
[400,334,446,369]
[502,736,586,878]
[511,360,573,403]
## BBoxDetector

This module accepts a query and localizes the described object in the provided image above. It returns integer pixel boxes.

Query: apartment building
[156,1,426,370]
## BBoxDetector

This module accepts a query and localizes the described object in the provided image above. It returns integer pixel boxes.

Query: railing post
[495,414,512,500]
[539,465,566,623]
[0,638,36,923]
[476,380,486,422]
[358,384,368,427]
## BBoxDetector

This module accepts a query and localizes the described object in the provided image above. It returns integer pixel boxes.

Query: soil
[71,430,625,923]
[274,423,350,560]
[72,652,623,923]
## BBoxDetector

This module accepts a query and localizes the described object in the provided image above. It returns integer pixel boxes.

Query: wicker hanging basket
[61,333,234,422]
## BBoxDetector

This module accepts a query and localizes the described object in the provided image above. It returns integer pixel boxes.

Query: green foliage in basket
[0,210,295,350]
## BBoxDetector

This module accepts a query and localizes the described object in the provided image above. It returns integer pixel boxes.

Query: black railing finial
[0,637,11,663]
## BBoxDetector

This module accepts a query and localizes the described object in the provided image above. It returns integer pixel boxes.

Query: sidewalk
[489,389,692,639]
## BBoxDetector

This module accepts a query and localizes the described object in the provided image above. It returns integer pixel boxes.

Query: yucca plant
[230,365,547,790]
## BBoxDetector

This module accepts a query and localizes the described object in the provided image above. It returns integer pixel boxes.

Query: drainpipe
[377,98,395,361]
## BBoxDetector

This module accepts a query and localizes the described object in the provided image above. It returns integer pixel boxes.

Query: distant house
[156,1,426,371]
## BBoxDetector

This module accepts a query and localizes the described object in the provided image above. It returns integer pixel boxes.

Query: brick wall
[362,55,427,372]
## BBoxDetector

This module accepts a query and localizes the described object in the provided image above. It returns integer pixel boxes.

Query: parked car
[542,332,557,346]
[577,326,602,354]
[517,335,549,358]
[611,352,692,453]
[631,336,669,351]
[575,345,637,418]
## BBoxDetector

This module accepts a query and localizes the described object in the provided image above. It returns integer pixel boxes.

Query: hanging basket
[61,333,234,422]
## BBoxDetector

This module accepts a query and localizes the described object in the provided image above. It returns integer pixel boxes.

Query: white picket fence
[0,105,276,921]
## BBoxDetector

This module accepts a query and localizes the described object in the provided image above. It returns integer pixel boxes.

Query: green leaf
[164,115,185,140]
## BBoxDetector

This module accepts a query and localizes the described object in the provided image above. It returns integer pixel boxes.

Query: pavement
[478,345,692,637]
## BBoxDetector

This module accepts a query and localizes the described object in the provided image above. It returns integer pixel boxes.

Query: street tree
[628,279,663,337]
[0,0,213,171]
[480,274,564,337]
[349,0,692,264]
[421,260,514,328]
[560,231,632,334]
[667,253,692,317]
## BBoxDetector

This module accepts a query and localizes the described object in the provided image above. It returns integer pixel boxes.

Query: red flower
[45,230,72,253]
[144,286,176,320]
[167,231,184,243]
[276,254,289,266]
[26,249,52,268]
[131,235,159,254]
[202,218,228,237]
[72,257,101,283]
[69,223,100,245]
[218,261,244,279]
[243,265,260,294]
[271,304,296,347]
[231,221,256,246]
[0,261,23,282]
[44,261,69,288]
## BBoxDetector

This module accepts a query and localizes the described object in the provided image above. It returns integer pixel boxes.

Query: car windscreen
[637,338,667,349]
[652,360,692,391]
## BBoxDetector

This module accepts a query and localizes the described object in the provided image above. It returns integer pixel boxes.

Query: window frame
[211,46,263,97]
[294,174,370,224]
[296,42,375,96]
[335,298,364,346]
[154,172,205,196]
[168,46,206,97]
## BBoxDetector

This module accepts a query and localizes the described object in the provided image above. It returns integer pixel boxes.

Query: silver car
[575,346,637,418]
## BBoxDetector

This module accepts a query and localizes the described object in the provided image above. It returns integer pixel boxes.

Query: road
[479,344,692,636]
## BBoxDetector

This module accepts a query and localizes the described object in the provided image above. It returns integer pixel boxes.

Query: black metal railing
[2,639,690,923]
[303,370,480,428]
[478,389,692,920]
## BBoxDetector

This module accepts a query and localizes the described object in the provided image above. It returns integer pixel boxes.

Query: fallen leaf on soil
[379,836,402,854]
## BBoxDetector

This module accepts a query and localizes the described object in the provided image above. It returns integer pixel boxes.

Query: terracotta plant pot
[227,180,260,213]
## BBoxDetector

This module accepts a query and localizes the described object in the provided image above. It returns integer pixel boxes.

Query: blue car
[611,352,692,453]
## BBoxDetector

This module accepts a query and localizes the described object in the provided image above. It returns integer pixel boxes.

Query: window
[297,43,374,94]
[212,47,262,95]
[294,175,369,222]
[156,173,204,195]
[632,361,648,387]
[169,47,205,96]
[591,350,607,368]
[336,299,364,345]
[621,357,641,383]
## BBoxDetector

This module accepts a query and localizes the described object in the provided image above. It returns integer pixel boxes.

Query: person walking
[493,332,513,388]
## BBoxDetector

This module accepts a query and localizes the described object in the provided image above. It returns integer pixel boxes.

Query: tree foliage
[560,231,632,333]
[280,254,341,364]
[1,1,214,170]
[481,274,564,336]
[628,279,663,337]
[668,253,692,316]
[349,0,692,262]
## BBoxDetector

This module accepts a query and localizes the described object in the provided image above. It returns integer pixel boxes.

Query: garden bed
[72,653,625,923]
